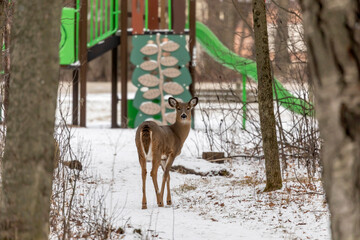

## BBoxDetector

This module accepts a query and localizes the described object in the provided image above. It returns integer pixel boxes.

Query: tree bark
[0,0,62,239]
[299,1,360,239]
[252,0,282,192]
[0,1,4,72]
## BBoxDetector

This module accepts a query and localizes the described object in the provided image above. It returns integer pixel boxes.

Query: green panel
[59,7,76,65]
[130,35,190,65]
[127,99,138,128]
[87,0,120,47]
[130,34,193,127]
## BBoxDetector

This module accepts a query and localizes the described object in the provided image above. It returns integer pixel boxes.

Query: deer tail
[140,124,152,155]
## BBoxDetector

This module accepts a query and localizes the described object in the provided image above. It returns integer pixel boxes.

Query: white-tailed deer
[135,97,198,209]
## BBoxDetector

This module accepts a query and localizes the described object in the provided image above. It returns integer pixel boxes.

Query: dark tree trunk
[0,0,62,239]
[300,0,360,239]
[252,0,282,192]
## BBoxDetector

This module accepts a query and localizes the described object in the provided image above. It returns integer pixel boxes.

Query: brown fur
[135,97,198,209]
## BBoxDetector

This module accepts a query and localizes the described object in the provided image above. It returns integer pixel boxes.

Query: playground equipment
[60,0,196,128]
[59,0,313,128]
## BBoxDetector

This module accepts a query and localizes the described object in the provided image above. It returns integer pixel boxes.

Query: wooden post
[120,0,128,128]
[148,0,159,30]
[172,0,186,34]
[132,0,144,34]
[111,47,119,128]
[79,0,87,127]
[160,0,166,29]
[72,69,79,125]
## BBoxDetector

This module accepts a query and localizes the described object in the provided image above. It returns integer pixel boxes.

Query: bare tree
[273,0,291,72]
[0,0,62,238]
[299,0,360,239]
[252,0,282,192]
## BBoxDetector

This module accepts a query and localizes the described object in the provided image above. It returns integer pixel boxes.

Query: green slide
[195,21,313,116]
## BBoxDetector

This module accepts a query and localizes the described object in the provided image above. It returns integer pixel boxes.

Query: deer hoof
[158,202,164,207]
[142,204,147,209]
[167,200,172,205]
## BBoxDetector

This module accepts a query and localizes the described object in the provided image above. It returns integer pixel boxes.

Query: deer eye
[177,107,181,110]
[187,107,190,110]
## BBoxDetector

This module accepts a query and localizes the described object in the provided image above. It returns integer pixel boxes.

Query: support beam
[111,47,119,128]
[120,0,128,128]
[79,0,87,127]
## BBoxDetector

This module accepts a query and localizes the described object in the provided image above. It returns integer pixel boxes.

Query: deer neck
[170,120,191,144]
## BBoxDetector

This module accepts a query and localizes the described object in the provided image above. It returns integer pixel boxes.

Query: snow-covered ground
[57,82,331,239]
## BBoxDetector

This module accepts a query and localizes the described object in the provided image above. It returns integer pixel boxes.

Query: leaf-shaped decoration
[162,68,181,78]
[160,56,178,67]
[161,41,180,52]
[163,82,184,95]
[166,112,176,124]
[140,60,158,71]
[140,44,158,55]
[138,74,160,87]
[143,89,161,100]
[140,102,161,115]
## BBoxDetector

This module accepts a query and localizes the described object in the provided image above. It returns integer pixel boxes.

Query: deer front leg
[151,154,163,207]
[160,154,175,204]
[160,160,172,206]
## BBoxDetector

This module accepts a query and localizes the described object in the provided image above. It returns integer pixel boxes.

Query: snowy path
[56,87,330,239]
[70,127,330,240]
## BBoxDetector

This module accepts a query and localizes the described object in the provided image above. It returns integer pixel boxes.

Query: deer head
[168,97,198,123]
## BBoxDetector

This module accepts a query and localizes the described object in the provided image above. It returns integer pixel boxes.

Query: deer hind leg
[151,153,163,207]
[138,153,147,209]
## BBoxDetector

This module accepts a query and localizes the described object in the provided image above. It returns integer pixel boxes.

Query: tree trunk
[0,1,4,72]
[252,0,282,192]
[0,0,62,239]
[3,1,12,121]
[300,1,360,239]
[273,0,291,72]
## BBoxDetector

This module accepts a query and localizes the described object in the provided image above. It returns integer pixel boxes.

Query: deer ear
[189,97,198,108]
[168,97,178,108]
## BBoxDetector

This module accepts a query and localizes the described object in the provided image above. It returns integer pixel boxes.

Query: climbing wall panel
[130,34,192,127]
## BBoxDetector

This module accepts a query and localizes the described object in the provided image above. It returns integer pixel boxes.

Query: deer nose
[181,113,187,119]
